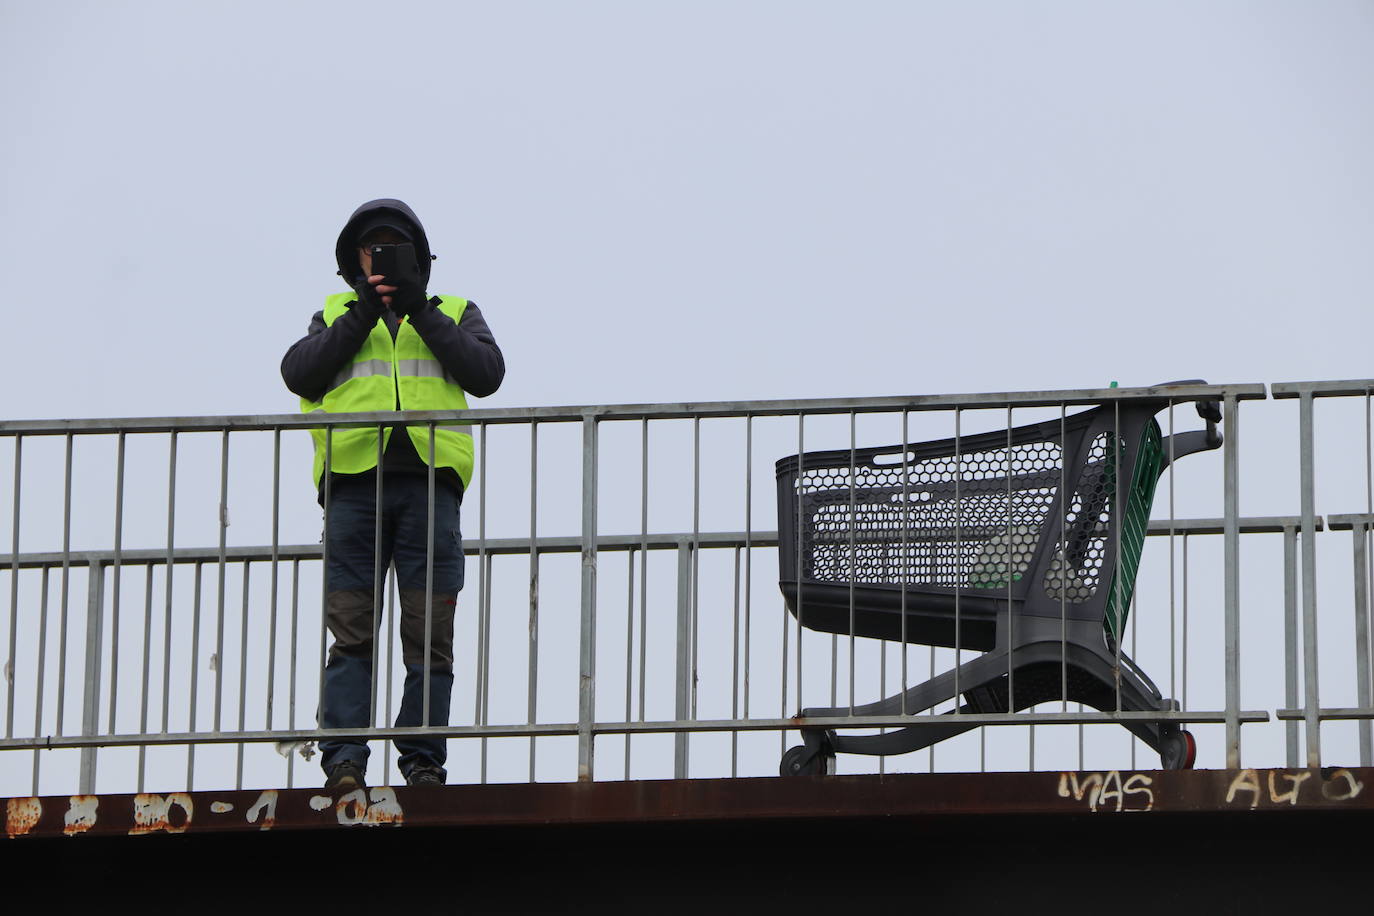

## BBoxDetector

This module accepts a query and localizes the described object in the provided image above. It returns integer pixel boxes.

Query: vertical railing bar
[1071,406,1082,769]
[730,545,741,777]
[287,558,300,789]
[1060,403,1068,713]
[56,433,73,737]
[472,425,489,780]
[30,567,50,795]
[1066,402,1082,759]
[213,430,230,733]
[780,414,802,758]
[796,411,802,719]
[235,561,251,789]
[107,433,125,734]
[928,641,936,772]
[1282,526,1299,768]
[137,565,153,791]
[847,411,856,715]
[674,541,692,779]
[426,423,439,771]
[480,428,495,783]
[879,633,887,775]
[77,561,104,794]
[1113,400,1123,714]
[480,550,493,783]
[1352,523,1371,766]
[470,428,484,751]
[1181,533,1190,711]
[5,435,20,741]
[1167,403,1177,706]
[953,407,962,712]
[185,562,202,790]
[318,428,332,760]
[637,419,649,733]
[743,414,753,727]
[161,433,178,784]
[624,547,636,779]
[900,410,909,713]
[267,429,281,734]
[691,417,701,728]
[1292,392,1320,766]
[373,428,385,739]
[576,413,600,781]
[830,636,837,709]
[1006,406,1014,720]
[159,567,175,758]
[978,407,988,770]
[528,420,540,782]
[1129,583,1137,770]
[472,508,489,774]
[384,563,397,788]
[1225,394,1244,768]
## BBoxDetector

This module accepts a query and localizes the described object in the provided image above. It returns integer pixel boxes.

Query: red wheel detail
[1181,730,1197,769]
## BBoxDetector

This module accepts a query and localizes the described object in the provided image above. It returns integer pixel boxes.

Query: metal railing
[1271,380,1374,769]
[1,380,1372,796]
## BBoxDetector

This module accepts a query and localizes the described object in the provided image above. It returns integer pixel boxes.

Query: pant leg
[318,477,393,773]
[390,479,464,774]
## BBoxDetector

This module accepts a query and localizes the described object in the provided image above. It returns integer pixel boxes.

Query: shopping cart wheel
[780,745,836,777]
[1159,729,1197,770]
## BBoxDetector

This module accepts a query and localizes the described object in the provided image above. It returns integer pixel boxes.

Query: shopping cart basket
[776,384,1222,775]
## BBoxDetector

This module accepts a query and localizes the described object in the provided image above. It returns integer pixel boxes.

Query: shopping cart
[775,384,1221,775]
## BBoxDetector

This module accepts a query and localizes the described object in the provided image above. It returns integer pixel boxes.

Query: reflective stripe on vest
[326,358,457,392]
[301,293,475,488]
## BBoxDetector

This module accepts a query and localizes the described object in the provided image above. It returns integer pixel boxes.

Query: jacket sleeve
[408,299,506,398]
[280,305,379,402]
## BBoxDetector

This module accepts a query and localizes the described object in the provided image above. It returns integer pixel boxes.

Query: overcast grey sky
[2,1,1370,420]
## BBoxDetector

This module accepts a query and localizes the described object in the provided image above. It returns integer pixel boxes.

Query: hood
[334,198,434,285]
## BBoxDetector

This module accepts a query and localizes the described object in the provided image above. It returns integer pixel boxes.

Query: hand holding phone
[366,242,425,316]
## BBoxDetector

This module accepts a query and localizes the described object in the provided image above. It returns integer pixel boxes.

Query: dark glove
[387,250,430,318]
[349,275,386,322]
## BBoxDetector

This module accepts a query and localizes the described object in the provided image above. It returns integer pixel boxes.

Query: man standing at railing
[281,199,505,789]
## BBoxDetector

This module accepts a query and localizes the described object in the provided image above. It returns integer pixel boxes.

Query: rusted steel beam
[5,767,1371,840]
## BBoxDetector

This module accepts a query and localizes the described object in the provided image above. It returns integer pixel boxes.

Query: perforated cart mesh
[794,439,1070,593]
[786,419,1163,616]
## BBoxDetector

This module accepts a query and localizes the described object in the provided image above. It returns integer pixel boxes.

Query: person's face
[357,228,408,276]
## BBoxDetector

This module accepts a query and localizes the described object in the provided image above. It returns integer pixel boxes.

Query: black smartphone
[367,242,416,279]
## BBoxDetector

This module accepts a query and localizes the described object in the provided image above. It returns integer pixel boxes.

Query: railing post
[78,559,105,794]
[1298,392,1322,768]
[1223,394,1241,769]
[675,540,693,779]
[577,413,599,781]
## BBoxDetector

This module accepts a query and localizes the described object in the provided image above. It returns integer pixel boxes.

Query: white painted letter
[6,797,41,838]
[1268,770,1310,805]
[1096,771,1124,812]
[1122,774,1155,812]
[1321,769,1365,801]
[335,789,369,825]
[129,793,194,835]
[1226,769,1262,809]
[64,796,98,836]
[246,790,278,830]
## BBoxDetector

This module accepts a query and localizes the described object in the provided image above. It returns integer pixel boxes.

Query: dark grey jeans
[318,474,464,778]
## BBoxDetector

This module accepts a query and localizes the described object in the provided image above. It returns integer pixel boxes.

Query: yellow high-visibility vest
[301,293,474,488]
